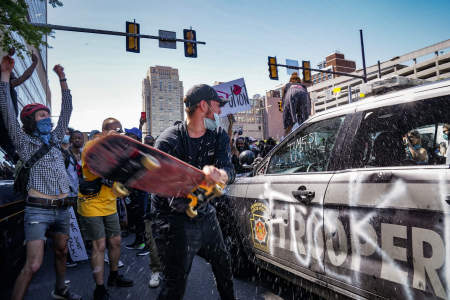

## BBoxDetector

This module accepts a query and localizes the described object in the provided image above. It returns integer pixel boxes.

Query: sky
[44,0,450,132]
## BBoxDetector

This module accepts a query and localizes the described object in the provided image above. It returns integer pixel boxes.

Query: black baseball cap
[184,84,229,108]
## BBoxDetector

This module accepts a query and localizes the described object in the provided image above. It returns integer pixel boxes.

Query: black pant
[153,212,235,300]
[127,190,147,242]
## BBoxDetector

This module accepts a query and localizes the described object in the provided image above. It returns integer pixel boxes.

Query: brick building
[311,52,356,84]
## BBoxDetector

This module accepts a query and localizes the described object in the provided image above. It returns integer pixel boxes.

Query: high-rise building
[142,66,184,137]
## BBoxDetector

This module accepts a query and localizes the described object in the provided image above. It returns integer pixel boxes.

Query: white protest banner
[67,207,88,262]
[213,78,251,116]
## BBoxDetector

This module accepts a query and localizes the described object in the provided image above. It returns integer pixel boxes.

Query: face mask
[63,135,70,144]
[34,118,53,145]
[36,117,53,134]
[204,104,221,130]
[204,117,217,131]
[444,133,448,141]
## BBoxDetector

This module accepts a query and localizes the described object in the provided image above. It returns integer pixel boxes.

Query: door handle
[292,190,315,205]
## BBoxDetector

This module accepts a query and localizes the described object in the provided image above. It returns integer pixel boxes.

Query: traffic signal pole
[269,62,367,80]
[30,23,206,45]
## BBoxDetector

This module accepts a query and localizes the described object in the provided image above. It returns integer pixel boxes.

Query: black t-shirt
[152,122,235,217]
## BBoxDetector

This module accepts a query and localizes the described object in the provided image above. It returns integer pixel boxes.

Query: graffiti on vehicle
[255,173,449,299]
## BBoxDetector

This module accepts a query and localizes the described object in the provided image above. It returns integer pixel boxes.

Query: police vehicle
[221,77,450,299]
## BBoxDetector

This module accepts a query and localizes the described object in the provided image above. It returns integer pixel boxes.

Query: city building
[311,52,356,85]
[231,95,265,140]
[263,85,285,141]
[309,39,450,113]
[0,0,51,109]
[142,66,184,137]
[0,0,51,157]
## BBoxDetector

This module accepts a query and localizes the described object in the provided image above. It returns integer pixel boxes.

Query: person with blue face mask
[403,130,428,164]
[151,83,236,300]
[0,56,81,300]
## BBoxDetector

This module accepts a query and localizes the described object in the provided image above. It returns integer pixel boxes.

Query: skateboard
[84,134,224,218]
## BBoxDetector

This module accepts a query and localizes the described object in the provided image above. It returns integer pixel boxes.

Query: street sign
[332,87,341,94]
[286,59,299,75]
[159,30,176,49]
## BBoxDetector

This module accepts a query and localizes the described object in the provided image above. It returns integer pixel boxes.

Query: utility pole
[360,29,367,83]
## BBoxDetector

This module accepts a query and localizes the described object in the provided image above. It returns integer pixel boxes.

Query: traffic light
[302,60,311,83]
[278,101,283,112]
[126,21,140,53]
[268,56,278,80]
[183,29,197,58]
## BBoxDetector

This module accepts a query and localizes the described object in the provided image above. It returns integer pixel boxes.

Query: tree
[0,0,63,58]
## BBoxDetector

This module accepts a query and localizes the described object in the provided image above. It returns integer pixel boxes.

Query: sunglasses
[109,128,123,133]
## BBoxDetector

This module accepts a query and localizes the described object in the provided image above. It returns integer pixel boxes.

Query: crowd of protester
[3,47,447,300]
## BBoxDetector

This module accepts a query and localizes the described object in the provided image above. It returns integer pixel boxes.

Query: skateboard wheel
[141,154,161,170]
[113,182,129,197]
[186,207,198,218]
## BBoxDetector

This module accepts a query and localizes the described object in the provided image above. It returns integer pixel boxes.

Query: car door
[243,114,348,279]
[324,96,450,299]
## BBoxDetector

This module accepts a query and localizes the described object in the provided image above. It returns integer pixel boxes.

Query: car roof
[308,78,450,123]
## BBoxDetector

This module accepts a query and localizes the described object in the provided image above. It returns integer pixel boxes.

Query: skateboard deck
[84,134,224,217]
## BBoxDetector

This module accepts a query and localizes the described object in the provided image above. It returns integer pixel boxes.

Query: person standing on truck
[152,84,236,300]
[0,55,81,300]
[281,72,311,135]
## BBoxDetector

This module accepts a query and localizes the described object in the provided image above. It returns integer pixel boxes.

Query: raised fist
[1,56,15,74]
[53,64,65,79]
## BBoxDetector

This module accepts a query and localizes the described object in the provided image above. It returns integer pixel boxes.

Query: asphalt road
[1,234,321,300]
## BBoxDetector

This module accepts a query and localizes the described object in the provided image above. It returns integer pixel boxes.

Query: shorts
[24,206,70,242]
[79,213,121,241]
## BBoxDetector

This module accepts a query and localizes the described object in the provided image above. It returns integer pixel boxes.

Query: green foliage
[0,0,62,58]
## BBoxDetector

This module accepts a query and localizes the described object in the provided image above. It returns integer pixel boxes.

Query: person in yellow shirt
[78,118,133,300]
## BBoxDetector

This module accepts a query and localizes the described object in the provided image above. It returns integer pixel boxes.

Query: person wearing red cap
[0,55,81,300]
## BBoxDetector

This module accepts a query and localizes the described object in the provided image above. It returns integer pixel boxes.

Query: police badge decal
[250,202,270,252]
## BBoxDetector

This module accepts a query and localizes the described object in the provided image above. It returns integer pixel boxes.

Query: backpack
[14,142,54,196]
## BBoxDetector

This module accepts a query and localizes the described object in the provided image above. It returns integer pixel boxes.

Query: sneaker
[104,252,124,268]
[136,245,150,256]
[125,241,138,249]
[107,274,134,287]
[66,258,77,268]
[126,242,145,250]
[148,272,161,288]
[51,286,82,300]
